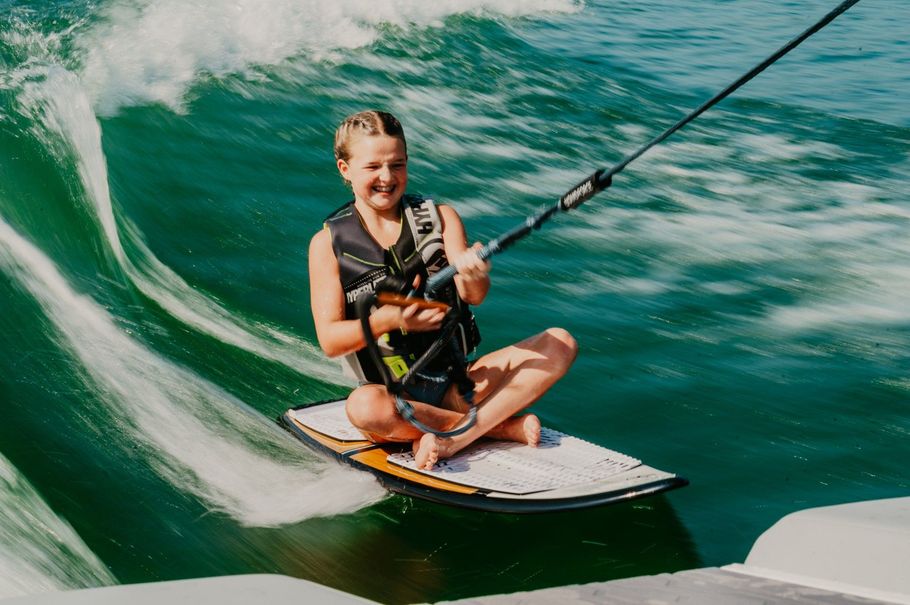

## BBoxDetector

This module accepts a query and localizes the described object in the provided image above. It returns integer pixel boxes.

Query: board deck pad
[388,431,640,494]
[290,401,642,494]
[289,401,366,442]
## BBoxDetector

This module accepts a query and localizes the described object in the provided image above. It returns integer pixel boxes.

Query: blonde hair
[334,110,407,162]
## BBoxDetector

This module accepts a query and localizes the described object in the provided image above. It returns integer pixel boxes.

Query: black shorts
[402,371,452,407]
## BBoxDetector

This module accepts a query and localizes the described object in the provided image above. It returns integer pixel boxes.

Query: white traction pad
[289,401,366,442]
[389,430,641,494]
[291,401,642,495]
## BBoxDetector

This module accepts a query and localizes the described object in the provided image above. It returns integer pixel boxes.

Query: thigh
[445,330,553,407]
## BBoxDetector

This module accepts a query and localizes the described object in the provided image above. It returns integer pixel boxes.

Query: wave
[0,217,385,526]
[6,55,344,383]
[73,0,579,115]
[0,453,116,598]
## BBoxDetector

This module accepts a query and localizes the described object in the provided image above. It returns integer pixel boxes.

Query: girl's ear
[337,158,350,182]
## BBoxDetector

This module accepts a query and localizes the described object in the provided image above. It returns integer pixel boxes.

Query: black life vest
[324,194,480,384]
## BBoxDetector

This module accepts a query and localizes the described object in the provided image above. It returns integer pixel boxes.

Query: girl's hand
[454,242,491,283]
[399,303,445,332]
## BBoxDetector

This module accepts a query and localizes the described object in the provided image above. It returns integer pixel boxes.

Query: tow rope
[426,0,861,298]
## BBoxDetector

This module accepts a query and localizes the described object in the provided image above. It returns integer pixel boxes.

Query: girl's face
[337,134,408,215]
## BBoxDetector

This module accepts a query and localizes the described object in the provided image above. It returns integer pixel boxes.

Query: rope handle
[376,292,450,312]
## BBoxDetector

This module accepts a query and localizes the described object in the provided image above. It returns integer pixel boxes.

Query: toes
[525,415,542,447]
[423,451,438,470]
[414,433,439,470]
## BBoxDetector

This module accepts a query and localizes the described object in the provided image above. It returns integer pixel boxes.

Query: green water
[1,0,908,602]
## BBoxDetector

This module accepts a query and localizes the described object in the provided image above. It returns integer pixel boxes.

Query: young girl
[308,110,577,470]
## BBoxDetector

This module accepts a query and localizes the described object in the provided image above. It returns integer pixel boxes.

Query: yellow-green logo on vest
[383,355,410,379]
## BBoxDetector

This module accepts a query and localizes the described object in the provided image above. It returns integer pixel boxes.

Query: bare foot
[522,414,541,447]
[413,433,440,470]
[488,414,541,446]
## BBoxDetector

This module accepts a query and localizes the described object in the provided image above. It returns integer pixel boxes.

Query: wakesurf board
[280,399,687,513]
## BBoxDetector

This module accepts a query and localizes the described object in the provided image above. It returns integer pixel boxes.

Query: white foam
[877,378,910,393]
[0,16,72,63]
[18,66,125,263]
[0,220,384,527]
[616,122,649,141]
[73,0,579,115]
[739,133,844,162]
[770,259,910,330]
[560,273,672,297]
[0,454,116,599]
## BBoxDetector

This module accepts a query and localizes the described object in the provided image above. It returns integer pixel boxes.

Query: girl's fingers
[418,309,443,324]
[397,305,444,332]
[455,243,490,278]
[471,242,491,270]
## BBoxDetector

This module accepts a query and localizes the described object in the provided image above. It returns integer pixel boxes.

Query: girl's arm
[309,229,443,357]
[438,204,491,306]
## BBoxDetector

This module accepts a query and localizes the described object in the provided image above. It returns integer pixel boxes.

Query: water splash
[74,0,579,115]
[0,219,385,527]
[11,63,344,383]
[0,454,116,598]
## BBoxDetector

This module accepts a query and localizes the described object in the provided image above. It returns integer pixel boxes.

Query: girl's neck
[354,197,400,222]
[354,198,402,248]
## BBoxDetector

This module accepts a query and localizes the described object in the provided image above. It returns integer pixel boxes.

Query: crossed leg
[345,327,578,469]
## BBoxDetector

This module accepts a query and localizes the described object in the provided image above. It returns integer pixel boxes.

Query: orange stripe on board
[291,419,373,454]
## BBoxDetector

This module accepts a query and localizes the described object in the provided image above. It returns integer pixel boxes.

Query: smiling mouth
[373,185,396,194]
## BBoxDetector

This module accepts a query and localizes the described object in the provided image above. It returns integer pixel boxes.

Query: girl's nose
[378,165,392,181]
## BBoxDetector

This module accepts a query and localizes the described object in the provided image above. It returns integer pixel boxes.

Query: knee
[345,386,393,431]
[543,327,578,370]
[545,327,578,354]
